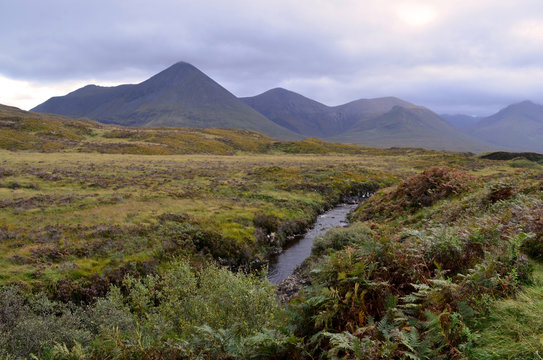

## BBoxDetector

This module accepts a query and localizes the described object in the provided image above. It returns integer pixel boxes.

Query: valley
[4,0,543,358]
[1,104,542,358]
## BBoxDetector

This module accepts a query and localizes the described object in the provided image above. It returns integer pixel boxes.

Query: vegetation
[1,107,542,358]
[286,166,543,359]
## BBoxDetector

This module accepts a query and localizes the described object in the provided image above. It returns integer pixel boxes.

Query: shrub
[393,167,474,209]
[0,286,92,358]
[312,222,375,256]
[522,210,543,260]
[356,167,474,220]
[90,259,282,358]
[509,158,543,170]
[253,212,279,234]
[486,181,514,203]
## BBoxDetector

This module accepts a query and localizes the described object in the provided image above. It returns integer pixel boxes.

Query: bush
[509,158,543,170]
[356,167,474,220]
[91,259,282,358]
[253,212,279,234]
[522,211,543,260]
[395,167,474,208]
[312,222,375,256]
[0,286,92,358]
[487,181,514,203]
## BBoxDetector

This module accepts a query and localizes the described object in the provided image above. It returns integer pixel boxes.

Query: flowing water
[267,203,358,285]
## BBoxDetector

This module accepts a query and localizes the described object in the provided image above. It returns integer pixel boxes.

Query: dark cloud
[2,0,543,114]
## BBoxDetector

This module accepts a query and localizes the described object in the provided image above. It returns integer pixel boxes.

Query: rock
[276,263,311,302]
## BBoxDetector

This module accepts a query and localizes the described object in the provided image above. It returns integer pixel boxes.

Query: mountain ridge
[468,100,543,153]
[33,62,301,140]
[31,61,541,153]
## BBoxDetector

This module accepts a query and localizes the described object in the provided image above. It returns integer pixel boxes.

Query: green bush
[91,259,281,358]
[312,222,375,256]
[0,286,92,358]
[509,158,543,170]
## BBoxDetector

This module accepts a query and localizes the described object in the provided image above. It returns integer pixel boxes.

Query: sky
[2,0,543,115]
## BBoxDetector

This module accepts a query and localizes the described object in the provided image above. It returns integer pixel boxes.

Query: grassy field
[1,105,543,359]
[1,148,488,290]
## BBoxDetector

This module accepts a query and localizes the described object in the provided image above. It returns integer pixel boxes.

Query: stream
[267,202,359,285]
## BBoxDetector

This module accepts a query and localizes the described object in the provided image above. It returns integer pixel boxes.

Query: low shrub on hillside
[312,222,376,256]
[356,167,474,220]
[521,207,543,260]
[289,172,540,359]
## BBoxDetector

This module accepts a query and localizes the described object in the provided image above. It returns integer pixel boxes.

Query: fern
[322,331,372,359]
[48,342,88,360]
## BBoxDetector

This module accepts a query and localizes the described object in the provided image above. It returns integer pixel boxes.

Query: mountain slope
[240,88,333,137]
[32,62,299,140]
[329,106,496,152]
[470,101,543,153]
[1,103,379,155]
[441,114,481,130]
[243,88,492,152]
[242,89,416,138]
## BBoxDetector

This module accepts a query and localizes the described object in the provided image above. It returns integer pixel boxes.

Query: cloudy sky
[2,0,543,115]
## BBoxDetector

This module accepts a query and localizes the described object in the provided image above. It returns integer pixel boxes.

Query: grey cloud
[2,0,543,114]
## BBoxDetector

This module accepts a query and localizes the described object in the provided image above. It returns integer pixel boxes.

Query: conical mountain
[32,62,299,140]
[470,101,543,152]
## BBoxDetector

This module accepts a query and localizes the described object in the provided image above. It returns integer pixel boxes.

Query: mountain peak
[31,62,299,140]
[165,61,198,72]
[499,100,543,115]
[471,100,543,152]
[143,61,202,85]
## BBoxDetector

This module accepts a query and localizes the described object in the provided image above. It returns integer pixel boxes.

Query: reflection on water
[267,203,358,285]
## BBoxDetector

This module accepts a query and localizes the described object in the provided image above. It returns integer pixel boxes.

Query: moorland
[0,104,542,359]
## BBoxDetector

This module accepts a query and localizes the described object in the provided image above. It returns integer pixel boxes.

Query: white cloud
[396,3,438,27]
[0,75,143,111]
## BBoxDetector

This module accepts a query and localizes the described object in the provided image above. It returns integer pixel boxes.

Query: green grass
[0,151,401,287]
[2,104,542,358]
[469,261,543,360]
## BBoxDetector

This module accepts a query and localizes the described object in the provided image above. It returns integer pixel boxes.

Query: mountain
[441,114,481,130]
[0,103,388,155]
[241,89,417,138]
[240,88,332,137]
[329,106,495,152]
[469,101,543,153]
[243,88,493,152]
[33,61,532,153]
[32,62,299,140]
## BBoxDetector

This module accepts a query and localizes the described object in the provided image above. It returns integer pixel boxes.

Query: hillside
[470,100,543,153]
[240,88,334,137]
[0,103,381,155]
[243,88,494,152]
[32,62,300,140]
[1,137,541,358]
[441,113,481,130]
[241,89,415,138]
[329,105,496,152]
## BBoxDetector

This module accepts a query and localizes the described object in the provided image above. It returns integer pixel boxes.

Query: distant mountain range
[32,61,543,153]
[442,101,543,153]
[241,89,492,152]
[32,62,300,140]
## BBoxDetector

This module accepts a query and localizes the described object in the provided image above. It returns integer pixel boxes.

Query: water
[267,203,358,285]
